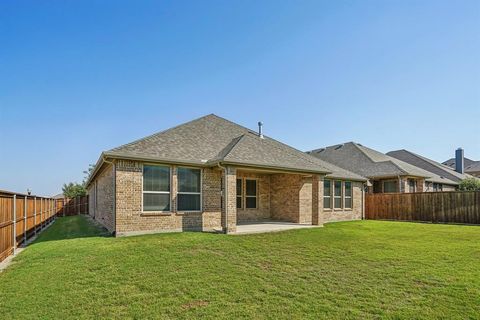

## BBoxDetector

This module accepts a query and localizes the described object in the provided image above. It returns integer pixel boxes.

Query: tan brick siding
[115,161,223,235]
[270,173,314,223]
[89,159,364,235]
[322,181,363,223]
[87,163,115,232]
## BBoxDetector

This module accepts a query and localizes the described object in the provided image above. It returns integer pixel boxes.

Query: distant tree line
[62,164,95,198]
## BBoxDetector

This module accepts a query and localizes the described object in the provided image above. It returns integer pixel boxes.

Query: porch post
[222,166,237,234]
[312,174,324,226]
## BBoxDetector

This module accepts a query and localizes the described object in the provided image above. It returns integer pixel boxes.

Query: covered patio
[221,166,324,233]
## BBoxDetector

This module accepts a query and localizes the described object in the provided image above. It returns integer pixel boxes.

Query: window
[143,165,170,211]
[373,181,382,193]
[323,180,332,209]
[344,181,352,209]
[177,167,201,211]
[245,179,257,209]
[408,179,416,193]
[433,183,443,192]
[383,180,398,193]
[334,180,342,209]
[236,179,243,209]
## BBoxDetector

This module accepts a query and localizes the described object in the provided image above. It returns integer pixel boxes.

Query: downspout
[104,157,116,236]
[217,163,228,234]
[362,182,366,220]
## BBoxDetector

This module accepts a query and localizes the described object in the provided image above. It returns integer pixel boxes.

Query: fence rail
[0,191,89,263]
[365,191,480,225]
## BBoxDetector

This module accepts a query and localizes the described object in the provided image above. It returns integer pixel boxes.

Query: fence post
[34,196,37,236]
[40,198,43,231]
[63,198,65,217]
[24,195,27,245]
[13,195,17,255]
[54,199,56,220]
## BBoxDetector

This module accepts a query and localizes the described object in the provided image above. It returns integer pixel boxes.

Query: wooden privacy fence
[365,191,480,225]
[0,191,89,263]
[56,196,89,216]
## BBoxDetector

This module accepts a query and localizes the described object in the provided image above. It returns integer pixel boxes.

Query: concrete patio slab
[234,221,320,235]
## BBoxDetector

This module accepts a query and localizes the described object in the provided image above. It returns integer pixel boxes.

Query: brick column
[416,178,425,193]
[312,174,324,226]
[222,166,237,233]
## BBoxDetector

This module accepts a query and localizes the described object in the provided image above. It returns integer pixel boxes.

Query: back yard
[0,216,479,319]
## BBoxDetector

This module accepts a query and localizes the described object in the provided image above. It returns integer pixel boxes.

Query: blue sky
[1,0,479,196]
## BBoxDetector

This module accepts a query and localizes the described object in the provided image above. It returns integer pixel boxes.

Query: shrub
[458,178,480,191]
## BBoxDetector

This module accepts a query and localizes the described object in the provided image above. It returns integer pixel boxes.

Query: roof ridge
[109,114,216,153]
[211,134,246,162]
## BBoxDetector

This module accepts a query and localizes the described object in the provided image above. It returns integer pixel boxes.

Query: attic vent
[357,143,362,146]
[334,144,343,150]
[316,148,325,153]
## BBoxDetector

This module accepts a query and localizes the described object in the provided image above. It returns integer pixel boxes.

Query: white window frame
[244,178,258,209]
[142,164,172,213]
[334,180,343,209]
[344,181,352,209]
[323,179,332,210]
[177,166,203,212]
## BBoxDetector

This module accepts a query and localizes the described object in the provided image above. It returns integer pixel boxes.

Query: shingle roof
[442,157,476,169]
[466,161,480,173]
[387,149,471,183]
[104,114,365,180]
[307,142,458,185]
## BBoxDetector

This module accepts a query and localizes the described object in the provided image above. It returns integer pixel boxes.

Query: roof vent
[258,121,264,139]
[316,148,325,153]
[334,144,343,150]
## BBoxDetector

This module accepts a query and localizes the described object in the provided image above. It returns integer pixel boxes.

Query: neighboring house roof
[442,157,476,169]
[307,142,458,185]
[465,161,480,173]
[387,150,471,183]
[88,114,365,186]
[52,193,65,199]
[442,157,480,174]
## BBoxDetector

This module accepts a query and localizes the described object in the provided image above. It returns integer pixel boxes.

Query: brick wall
[322,181,363,222]
[270,173,314,223]
[89,159,364,235]
[114,161,223,236]
[87,163,115,232]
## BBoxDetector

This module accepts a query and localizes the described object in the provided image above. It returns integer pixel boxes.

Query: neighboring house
[52,193,65,199]
[465,162,480,178]
[442,149,480,178]
[387,149,472,190]
[86,114,366,236]
[307,142,458,194]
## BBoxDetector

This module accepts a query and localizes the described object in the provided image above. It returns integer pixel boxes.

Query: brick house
[307,142,458,194]
[86,114,366,236]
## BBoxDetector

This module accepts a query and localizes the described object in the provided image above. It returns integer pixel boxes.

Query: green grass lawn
[0,216,479,319]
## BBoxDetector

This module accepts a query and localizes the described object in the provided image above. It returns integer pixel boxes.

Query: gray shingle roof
[105,114,365,180]
[442,157,476,169]
[307,142,458,185]
[466,161,480,173]
[387,150,471,183]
